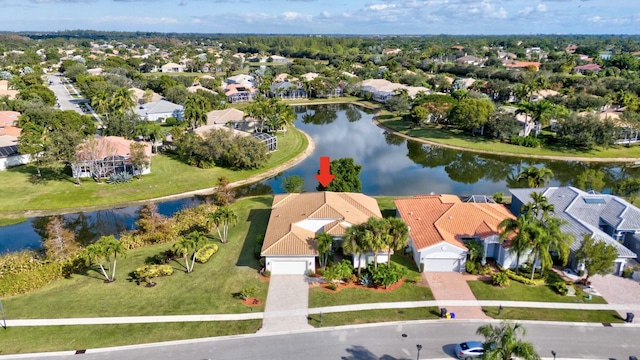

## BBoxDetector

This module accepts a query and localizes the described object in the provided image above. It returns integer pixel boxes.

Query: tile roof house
[261,192,383,275]
[161,62,185,73]
[224,84,257,104]
[456,55,483,66]
[134,99,183,122]
[509,187,637,275]
[360,79,430,103]
[395,195,518,272]
[72,136,152,179]
[504,61,541,71]
[574,64,602,74]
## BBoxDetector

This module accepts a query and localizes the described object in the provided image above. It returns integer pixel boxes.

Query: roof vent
[449,216,453,219]
[409,211,414,215]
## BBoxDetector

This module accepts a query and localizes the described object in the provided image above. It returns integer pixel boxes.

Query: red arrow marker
[315,156,335,187]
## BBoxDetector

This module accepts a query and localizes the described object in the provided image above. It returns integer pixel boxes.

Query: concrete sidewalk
[5,300,640,327]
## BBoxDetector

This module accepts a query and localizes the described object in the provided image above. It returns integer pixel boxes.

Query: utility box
[440,308,447,318]
[625,312,634,323]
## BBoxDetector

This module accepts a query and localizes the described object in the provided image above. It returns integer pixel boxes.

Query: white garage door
[271,261,308,275]
[424,258,462,272]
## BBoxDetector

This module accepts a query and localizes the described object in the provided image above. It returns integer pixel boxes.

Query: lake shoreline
[2,130,316,220]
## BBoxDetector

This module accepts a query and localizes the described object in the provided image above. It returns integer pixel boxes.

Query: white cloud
[280,11,312,21]
[98,15,179,24]
[536,3,547,12]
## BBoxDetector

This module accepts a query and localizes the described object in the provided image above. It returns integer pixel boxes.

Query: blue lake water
[1,103,636,252]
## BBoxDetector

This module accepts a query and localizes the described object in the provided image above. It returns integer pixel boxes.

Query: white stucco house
[134,99,183,122]
[260,192,384,275]
[395,194,518,272]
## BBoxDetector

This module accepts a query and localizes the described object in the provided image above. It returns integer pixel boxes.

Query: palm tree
[515,100,536,135]
[84,235,126,282]
[315,232,333,270]
[343,224,371,276]
[364,217,390,269]
[498,214,535,274]
[91,89,111,121]
[210,206,238,244]
[532,216,573,278]
[516,165,554,188]
[521,192,555,219]
[530,100,554,128]
[386,217,408,266]
[173,231,206,273]
[183,94,210,129]
[476,322,540,360]
[110,87,136,116]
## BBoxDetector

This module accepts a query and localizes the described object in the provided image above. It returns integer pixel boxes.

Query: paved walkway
[423,272,489,320]
[5,300,640,327]
[589,274,640,318]
[258,275,313,333]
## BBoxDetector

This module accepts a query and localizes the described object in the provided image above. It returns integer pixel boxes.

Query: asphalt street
[46,74,85,114]
[6,321,639,360]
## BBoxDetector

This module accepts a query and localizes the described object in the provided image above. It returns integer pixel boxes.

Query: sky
[0,0,638,35]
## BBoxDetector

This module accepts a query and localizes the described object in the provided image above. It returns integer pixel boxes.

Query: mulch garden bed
[241,297,263,306]
[320,277,405,293]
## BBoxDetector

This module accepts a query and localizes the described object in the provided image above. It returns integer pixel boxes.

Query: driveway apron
[259,275,313,333]
[589,274,640,319]
[423,272,489,320]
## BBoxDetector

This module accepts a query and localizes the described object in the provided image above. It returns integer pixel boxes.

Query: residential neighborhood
[2,27,640,359]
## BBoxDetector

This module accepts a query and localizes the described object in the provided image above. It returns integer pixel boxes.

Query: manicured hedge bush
[0,261,63,297]
[134,264,174,281]
[195,244,219,263]
[503,269,546,286]
[552,281,568,295]
[492,272,510,287]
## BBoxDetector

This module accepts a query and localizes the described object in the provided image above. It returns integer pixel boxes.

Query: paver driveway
[589,274,640,319]
[259,275,313,333]
[423,272,489,319]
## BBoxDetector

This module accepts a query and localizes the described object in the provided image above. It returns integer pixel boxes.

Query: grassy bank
[2,196,272,318]
[378,112,640,159]
[0,128,307,216]
[468,279,606,304]
[0,321,261,355]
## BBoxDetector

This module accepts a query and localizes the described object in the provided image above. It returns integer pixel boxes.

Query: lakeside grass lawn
[0,321,262,355]
[482,307,622,323]
[378,114,640,159]
[0,128,306,217]
[308,307,440,328]
[3,196,272,318]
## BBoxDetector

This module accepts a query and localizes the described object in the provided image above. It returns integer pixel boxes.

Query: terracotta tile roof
[77,136,152,159]
[395,195,515,251]
[261,192,382,256]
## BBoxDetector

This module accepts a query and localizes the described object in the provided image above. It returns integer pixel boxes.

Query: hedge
[503,269,546,286]
[134,264,174,281]
[0,261,64,297]
[195,244,219,263]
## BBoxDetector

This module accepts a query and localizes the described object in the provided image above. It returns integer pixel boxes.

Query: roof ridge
[336,192,378,218]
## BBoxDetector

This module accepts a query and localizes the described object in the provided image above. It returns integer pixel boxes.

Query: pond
[1,103,638,252]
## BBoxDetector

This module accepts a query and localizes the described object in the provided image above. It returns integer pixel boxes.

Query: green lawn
[309,253,430,308]
[308,307,439,328]
[3,196,272,318]
[0,128,307,217]
[0,321,261,355]
[482,307,622,323]
[378,114,640,159]
[468,279,607,304]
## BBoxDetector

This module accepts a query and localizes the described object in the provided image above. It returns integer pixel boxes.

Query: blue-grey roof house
[510,186,637,275]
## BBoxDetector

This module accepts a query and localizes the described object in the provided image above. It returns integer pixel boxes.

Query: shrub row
[195,244,219,263]
[502,269,546,286]
[0,261,64,297]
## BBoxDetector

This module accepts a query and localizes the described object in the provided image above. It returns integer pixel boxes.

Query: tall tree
[498,214,535,274]
[210,206,238,244]
[528,216,572,280]
[316,157,363,192]
[173,231,207,273]
[386,217,409,266]
[281,175,305,193]
[129,142,150,179]
[476,322,540,360]
[448,97,494,134]
[315,232,333,270]
[43,216,79,261]
[343,224,372,276]
[364,217,390,269]
[84,235,126,282]
[575,234,618,284]
[110,87,136,116]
